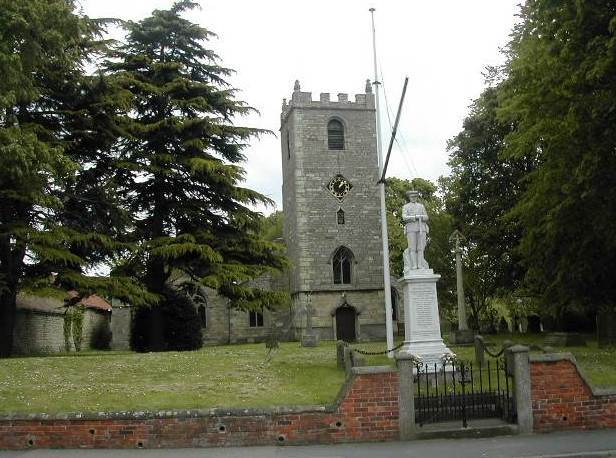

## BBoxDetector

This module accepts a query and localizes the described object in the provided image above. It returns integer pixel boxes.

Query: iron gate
[414,356,516,428]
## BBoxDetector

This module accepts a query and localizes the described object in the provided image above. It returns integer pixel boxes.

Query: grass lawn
[332,334,616,388]
[0,343,345,414]
[1,335,614,415]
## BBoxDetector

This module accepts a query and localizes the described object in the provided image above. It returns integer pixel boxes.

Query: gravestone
[544,332,586,347]
[336,340,345,368]
[301,293,319,347]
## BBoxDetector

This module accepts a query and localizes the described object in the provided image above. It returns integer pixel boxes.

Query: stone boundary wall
[13,308,110,355]
[530,353,616,432]
[0,367,398,450]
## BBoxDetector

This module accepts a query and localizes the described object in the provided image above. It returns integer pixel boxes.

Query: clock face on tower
[327,174,353,201]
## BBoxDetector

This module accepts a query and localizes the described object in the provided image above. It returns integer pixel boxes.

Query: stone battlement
[281,79,375,122]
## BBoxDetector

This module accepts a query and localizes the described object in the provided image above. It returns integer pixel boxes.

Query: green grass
[1,335,614,415]
[456,334,616,388]
[349,334,616,389]
[0,343,344,414]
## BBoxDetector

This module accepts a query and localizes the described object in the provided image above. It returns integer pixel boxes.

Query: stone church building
[196,80,403,344]
[10,81,402,354]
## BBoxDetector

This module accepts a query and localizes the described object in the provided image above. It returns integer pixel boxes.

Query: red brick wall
[531,358,616,431]
[0,370,399,449]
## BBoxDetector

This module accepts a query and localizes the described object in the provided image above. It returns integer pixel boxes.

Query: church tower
[280,80,386,341]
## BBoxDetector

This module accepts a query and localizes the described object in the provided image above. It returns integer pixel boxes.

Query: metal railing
[414,356,516,428]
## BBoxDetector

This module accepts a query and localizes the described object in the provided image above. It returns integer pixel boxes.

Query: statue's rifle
[417,213,425,269]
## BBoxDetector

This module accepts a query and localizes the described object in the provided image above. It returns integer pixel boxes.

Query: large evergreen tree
[0,0,148,357]
[500,0,616,318]
[106,1,286,349]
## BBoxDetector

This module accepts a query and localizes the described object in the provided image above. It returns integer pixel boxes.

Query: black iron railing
[414,357,516,428]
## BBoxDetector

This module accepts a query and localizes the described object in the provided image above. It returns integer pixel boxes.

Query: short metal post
[474,335,485,365]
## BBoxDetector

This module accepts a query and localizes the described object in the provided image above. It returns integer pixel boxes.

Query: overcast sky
[79,0,521,214]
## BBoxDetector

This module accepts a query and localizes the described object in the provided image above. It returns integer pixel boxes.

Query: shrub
[130,288,202,352]
[161,288,203,351]
[90,320,112,350]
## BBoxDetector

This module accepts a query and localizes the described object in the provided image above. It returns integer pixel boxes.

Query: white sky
[79,0,521,214]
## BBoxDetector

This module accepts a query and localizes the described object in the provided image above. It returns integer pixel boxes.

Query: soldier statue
[402,190,429,272]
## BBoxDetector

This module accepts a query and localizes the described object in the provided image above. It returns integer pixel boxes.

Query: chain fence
[340,340,405,356]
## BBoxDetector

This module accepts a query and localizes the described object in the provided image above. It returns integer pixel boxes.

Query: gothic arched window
[327,119,344,150]
[333,246,353,284]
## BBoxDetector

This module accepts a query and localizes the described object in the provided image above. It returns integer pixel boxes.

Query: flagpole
[370,8,394,357]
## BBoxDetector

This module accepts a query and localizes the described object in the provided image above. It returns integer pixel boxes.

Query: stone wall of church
[293,289,390,342]
[199,272,295,345]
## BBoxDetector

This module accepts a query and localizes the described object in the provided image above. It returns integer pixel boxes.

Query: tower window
[337,209,345,225]
[286,131,291,159]
[333,246,353,284]
[249,309,264,327]
[198,305,207,328]
[327,119,344,150]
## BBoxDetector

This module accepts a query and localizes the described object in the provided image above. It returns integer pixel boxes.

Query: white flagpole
[370,8,395,357]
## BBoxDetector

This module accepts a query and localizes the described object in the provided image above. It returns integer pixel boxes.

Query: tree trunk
[0,291,16,358]
[0,233,22,358]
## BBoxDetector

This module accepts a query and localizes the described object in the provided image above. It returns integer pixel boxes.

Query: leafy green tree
[445,87,535,329]
[0,0,147,357]
[260,211,284,242]
[499,0,616,319]
[106,1,286,349]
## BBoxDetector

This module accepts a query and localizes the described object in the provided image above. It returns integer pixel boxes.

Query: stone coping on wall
[351,366,396,375]
[0,365,398,422]
[530,352,616,396]
[0,365,401,449]
[0,405,330,422]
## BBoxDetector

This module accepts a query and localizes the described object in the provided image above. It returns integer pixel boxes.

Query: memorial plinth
[398,268,453,368]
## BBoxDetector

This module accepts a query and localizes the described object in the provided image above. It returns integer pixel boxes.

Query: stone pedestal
[397,269,453,368]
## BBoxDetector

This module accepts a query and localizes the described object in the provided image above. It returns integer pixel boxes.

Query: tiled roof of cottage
[67,291,112,312]
[17,292,112,313]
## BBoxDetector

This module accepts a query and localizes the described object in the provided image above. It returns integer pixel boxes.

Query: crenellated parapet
[281,79,375,123]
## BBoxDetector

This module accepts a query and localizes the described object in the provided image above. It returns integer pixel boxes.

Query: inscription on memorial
[412,284,436,328]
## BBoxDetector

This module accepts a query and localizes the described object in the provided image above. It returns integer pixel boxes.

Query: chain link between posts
[483,346,506,358]
[340,340,405,356]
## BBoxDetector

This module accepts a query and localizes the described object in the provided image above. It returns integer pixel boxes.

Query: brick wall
[531,354,616,431]
[0,367,398,450]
